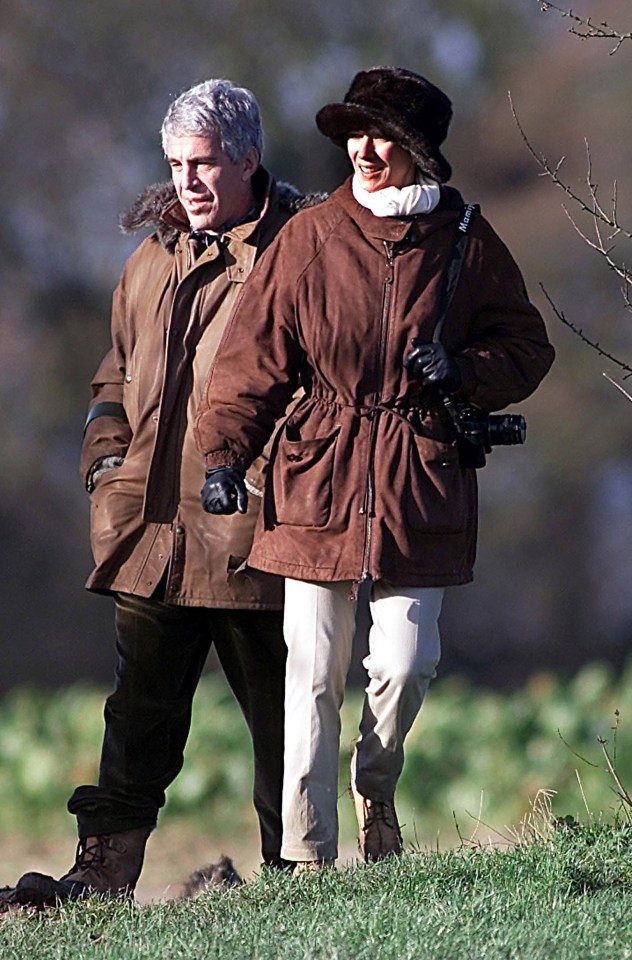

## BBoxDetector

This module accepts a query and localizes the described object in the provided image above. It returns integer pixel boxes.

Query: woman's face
[347,132,416,192]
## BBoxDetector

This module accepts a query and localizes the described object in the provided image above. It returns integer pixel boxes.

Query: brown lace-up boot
[350,778,403,863]
[15,826,152,907]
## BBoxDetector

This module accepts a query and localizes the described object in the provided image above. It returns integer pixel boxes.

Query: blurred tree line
[0,0,631,691]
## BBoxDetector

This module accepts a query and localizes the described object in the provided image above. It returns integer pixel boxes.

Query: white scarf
[352,173,441,218]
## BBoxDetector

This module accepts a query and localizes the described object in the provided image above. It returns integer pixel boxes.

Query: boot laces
[364,800,398,832]
[62,837,109,880]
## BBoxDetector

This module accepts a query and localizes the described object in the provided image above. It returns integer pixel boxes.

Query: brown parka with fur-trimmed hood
[82,167,315,607]
[194,178,555,588]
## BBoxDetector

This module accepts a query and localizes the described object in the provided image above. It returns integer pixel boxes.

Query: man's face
[165,131,259,232]
[347,132,416,193]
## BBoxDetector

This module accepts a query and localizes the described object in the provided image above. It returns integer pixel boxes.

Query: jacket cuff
[204,450,249,472]
[86,455,125,494]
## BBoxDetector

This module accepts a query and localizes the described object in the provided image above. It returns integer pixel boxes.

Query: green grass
[3,664,632,957]
[2,822,632,959]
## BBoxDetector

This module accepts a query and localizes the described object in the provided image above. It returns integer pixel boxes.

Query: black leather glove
[403,341,462,393]
[200,466,248,515]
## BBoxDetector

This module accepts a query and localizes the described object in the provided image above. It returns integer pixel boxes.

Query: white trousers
[281,578,444,862]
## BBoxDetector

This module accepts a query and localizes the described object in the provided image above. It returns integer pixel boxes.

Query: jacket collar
[119,171,319,254]
[331,176,464,243]
[169,168,276,280]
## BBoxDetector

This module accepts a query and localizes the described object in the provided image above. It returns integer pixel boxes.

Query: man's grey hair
[161,79,264,163]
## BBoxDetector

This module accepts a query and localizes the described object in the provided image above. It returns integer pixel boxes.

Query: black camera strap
[426,202,483,465]
[432,202,479,344]
[414,202,527,469]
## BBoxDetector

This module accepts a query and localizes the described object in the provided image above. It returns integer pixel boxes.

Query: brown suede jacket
[195,178,555,587]
[82,167,316,607]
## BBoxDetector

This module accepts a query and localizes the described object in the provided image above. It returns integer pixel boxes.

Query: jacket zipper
[360,240,395,581]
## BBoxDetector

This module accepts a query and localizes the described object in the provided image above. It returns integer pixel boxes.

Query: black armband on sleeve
[83,402,129,435]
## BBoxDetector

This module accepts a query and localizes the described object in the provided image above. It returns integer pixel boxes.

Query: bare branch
[508,95,630,237]
[510,97,632,318]
[529,5,632,370]
[539,2,632,54]
[561,205,632,293]
[540,285,632,374]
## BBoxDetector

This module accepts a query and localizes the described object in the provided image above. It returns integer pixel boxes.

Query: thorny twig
[560,141,632,296]
[539,2,632,54]
[510,91,632,368]
[509,94,632,245]
[539,285,632,375]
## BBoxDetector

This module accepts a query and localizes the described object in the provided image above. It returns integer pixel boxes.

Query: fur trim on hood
[119,177,326,251]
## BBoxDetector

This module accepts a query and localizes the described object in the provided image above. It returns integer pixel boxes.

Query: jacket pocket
[404,435,470,534]
[89,467,140,566]
[273,427,340,528]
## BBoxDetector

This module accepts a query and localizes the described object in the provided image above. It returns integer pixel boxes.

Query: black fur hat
[316,66,452,183]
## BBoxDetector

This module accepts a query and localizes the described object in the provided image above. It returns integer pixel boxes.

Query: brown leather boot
[15,826,152,907]
[350,778,403,863]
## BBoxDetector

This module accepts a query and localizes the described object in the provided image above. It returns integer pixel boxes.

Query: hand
[404,341,461,393]
[201,467,248,515]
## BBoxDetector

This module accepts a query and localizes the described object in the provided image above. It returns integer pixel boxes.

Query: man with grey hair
[10,78,304,906]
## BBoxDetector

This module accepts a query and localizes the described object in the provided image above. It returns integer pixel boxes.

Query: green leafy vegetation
[2,662,632,956]
[1,659,631,850]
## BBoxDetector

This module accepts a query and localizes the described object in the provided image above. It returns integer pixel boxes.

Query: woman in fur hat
[195,67,555,871]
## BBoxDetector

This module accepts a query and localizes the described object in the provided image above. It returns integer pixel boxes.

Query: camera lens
[486,414,526,446]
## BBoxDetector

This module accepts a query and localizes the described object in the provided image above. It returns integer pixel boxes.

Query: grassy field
[2,661,632,954]
[2,817,632,959]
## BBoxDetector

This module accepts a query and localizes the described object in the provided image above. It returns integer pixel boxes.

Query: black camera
[444,398,527,469]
